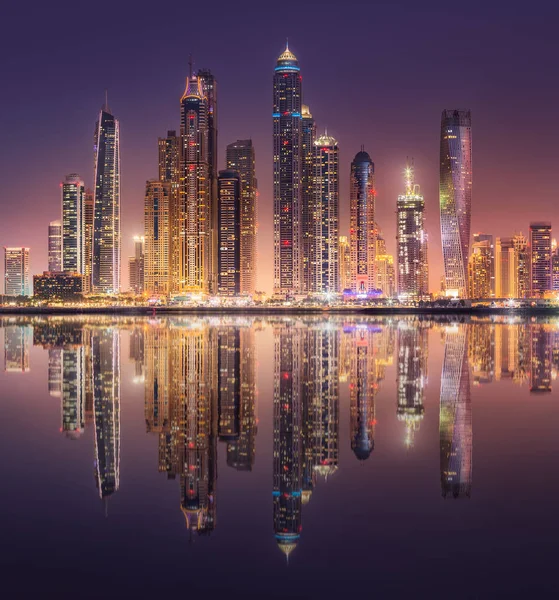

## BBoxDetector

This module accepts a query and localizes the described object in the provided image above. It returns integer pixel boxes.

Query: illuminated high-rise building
[375,250,396,298]
[92,102,120,293]
[440,110,472,298]
[472,233,494,296]
[301,105,316,293]
[83,189,94,293]
[61,174,85,274]
[4,325,31,372]
[48,221,62,272]
[4,247,30,296]
[397,165,428,299]
[158,130,180,184]
[172,67,212,294]
[128,236,144,294]
[530,222,552,297]
[495,237,517,297]
[312,133,339,294]
[350,149,376,295]
[144,180,171,296]
[552,246,559,292]
[273,44,303,295]
[397,321,428,447]
[217,170,241,296]
[226,140,257,295]
[513,233,530,298]
[530,324,552,392]
[468,240,492,298]
[273,323,302,559]
[439,325,472,499]
[92,328,121,504]
[338,236,351,292]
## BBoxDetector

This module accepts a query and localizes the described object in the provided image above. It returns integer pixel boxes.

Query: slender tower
[62,174,85,274]
[301,105,316,293]
[217,169,242,296]
[83,189,94,293]
[397,164,428,299]
[144,180,171,296]
[350,149,376,295]
[440,110,472,298]
[92,99,120,293]
[48,221,62,272]
[273,43,303,296]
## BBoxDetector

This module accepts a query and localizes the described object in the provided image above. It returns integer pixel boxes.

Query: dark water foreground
[1,314,557,598]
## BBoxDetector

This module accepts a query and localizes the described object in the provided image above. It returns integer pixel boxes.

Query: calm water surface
[1,315,558,598]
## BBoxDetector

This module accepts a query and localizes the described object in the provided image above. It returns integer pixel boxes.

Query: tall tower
[273,43,303,296]
[217,169,242,296]
[529,222,552,297]
[62,174,85,274]
[144,179,171,296]
[4,247,30,296]
[350,149,376,295]
[175,67,211,294]
[92,102,120,293]
[338,236,351,292]
[513,233,530,298]
[397,164,428,299]
[313,133,339,293]
[128,236,145,294]
[83,189,94,293]
[226,140,257,295]
[495,237,516,297]
[440,110,472,298]
[48,221,62,272]
[468,239,492,298]
[158,131,180,184]
[301,105,316,293]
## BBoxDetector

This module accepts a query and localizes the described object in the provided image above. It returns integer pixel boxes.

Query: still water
[1,314,558,598]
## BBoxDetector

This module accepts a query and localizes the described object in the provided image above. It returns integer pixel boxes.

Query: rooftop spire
[103,89,110,113]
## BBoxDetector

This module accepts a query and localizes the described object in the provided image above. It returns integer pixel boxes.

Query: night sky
[2,0,558,293]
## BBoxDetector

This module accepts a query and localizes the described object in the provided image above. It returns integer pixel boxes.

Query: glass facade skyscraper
[217,169,241,296]
[62,173,85,274]
[144,180,171,296]
[4,247,30,296]
[301,105,316,293]
[440,110,472,298]
[530,222,552,297]
[48,220,62,272]
[93,105,120,293]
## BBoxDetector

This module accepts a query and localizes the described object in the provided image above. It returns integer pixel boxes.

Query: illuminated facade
[397,166,428,299]
[301,105,316,293]
[472,233,494,295]
[48,221,62,272]
[273,44,303,295]
[530,222,552,296]
[553,245,559,291]
[312,133,339,293]
[4,247,30,296]
[33,271,83,298]
[158,130,180,184]
[217,170,241,296]
[513,233,530,298]
[440,110,472,297]
[439,326,472,498]
[338,236,351,292]
[92,104,120,293]
[468,240,492,298]
[375,252,396,298]
[226,140,257,295]
[128,236,144,294]
[495,237,516,297]
[144,180,171,296]
[83,189,94,293]
[62,174,85,274]
[350,150,376,294]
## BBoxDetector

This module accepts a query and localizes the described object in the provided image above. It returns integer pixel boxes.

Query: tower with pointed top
[273,43,303,296]
[92,100,120,293]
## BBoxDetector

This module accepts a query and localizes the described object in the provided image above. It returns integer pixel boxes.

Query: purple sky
[2,0,558,292]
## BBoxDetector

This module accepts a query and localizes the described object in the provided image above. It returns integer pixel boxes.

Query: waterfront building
[226,140,257,295]
[92,102,120,293]
[158,130,180,184]
[4,247,30,296]
[513,233,530,298]
[440,110,472,297]
[144,180,171,296]
[350,149,376,295]
[552,243,559,291]
[468,240,492,298]
[397,165,428,299]
[338,236,351,293]
[301,105,316,293]
[217,170,241,296]
[472,233,494,296]
[128,236,144,294]
[62,174,85,274]
[33,272,83,299]
[529,222,552,297]
[273,44,303,295]
[312,133,339,293]
[376,253,396,298]
[495,237,516,297]
[83,189,94,293]
[48,221,62,272]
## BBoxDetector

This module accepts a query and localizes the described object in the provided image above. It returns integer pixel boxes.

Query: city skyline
[3,3,558,295]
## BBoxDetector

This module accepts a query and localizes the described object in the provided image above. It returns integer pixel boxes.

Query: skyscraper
[397,165,428,299]
[128,236,144,294]
[158,131,180,184]
[4,247,30,296]
[273,44,303,296]
[226,139,257,295]
[83,189,94,294]
[312,133,339,294]
[350,149,376,295]
[61,173,85,274]
[144,179,171,296]
[495,237,516,297]
[472,233,494,296]
[513,233,530,298]
[92,102,120,293]
[338,236,351,292]
[301,105,316,293]
[530,222,552,297]
[48,221,62,272]
[468,239,492,298]
[440,110,472,298]
[217,170,241,296]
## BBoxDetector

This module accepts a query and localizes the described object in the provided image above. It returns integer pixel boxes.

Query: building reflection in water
[468,322,495,385]
[4,324,31,373]
[397,320,428,448]
[439,325,472,499]
[530,323,552,393]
